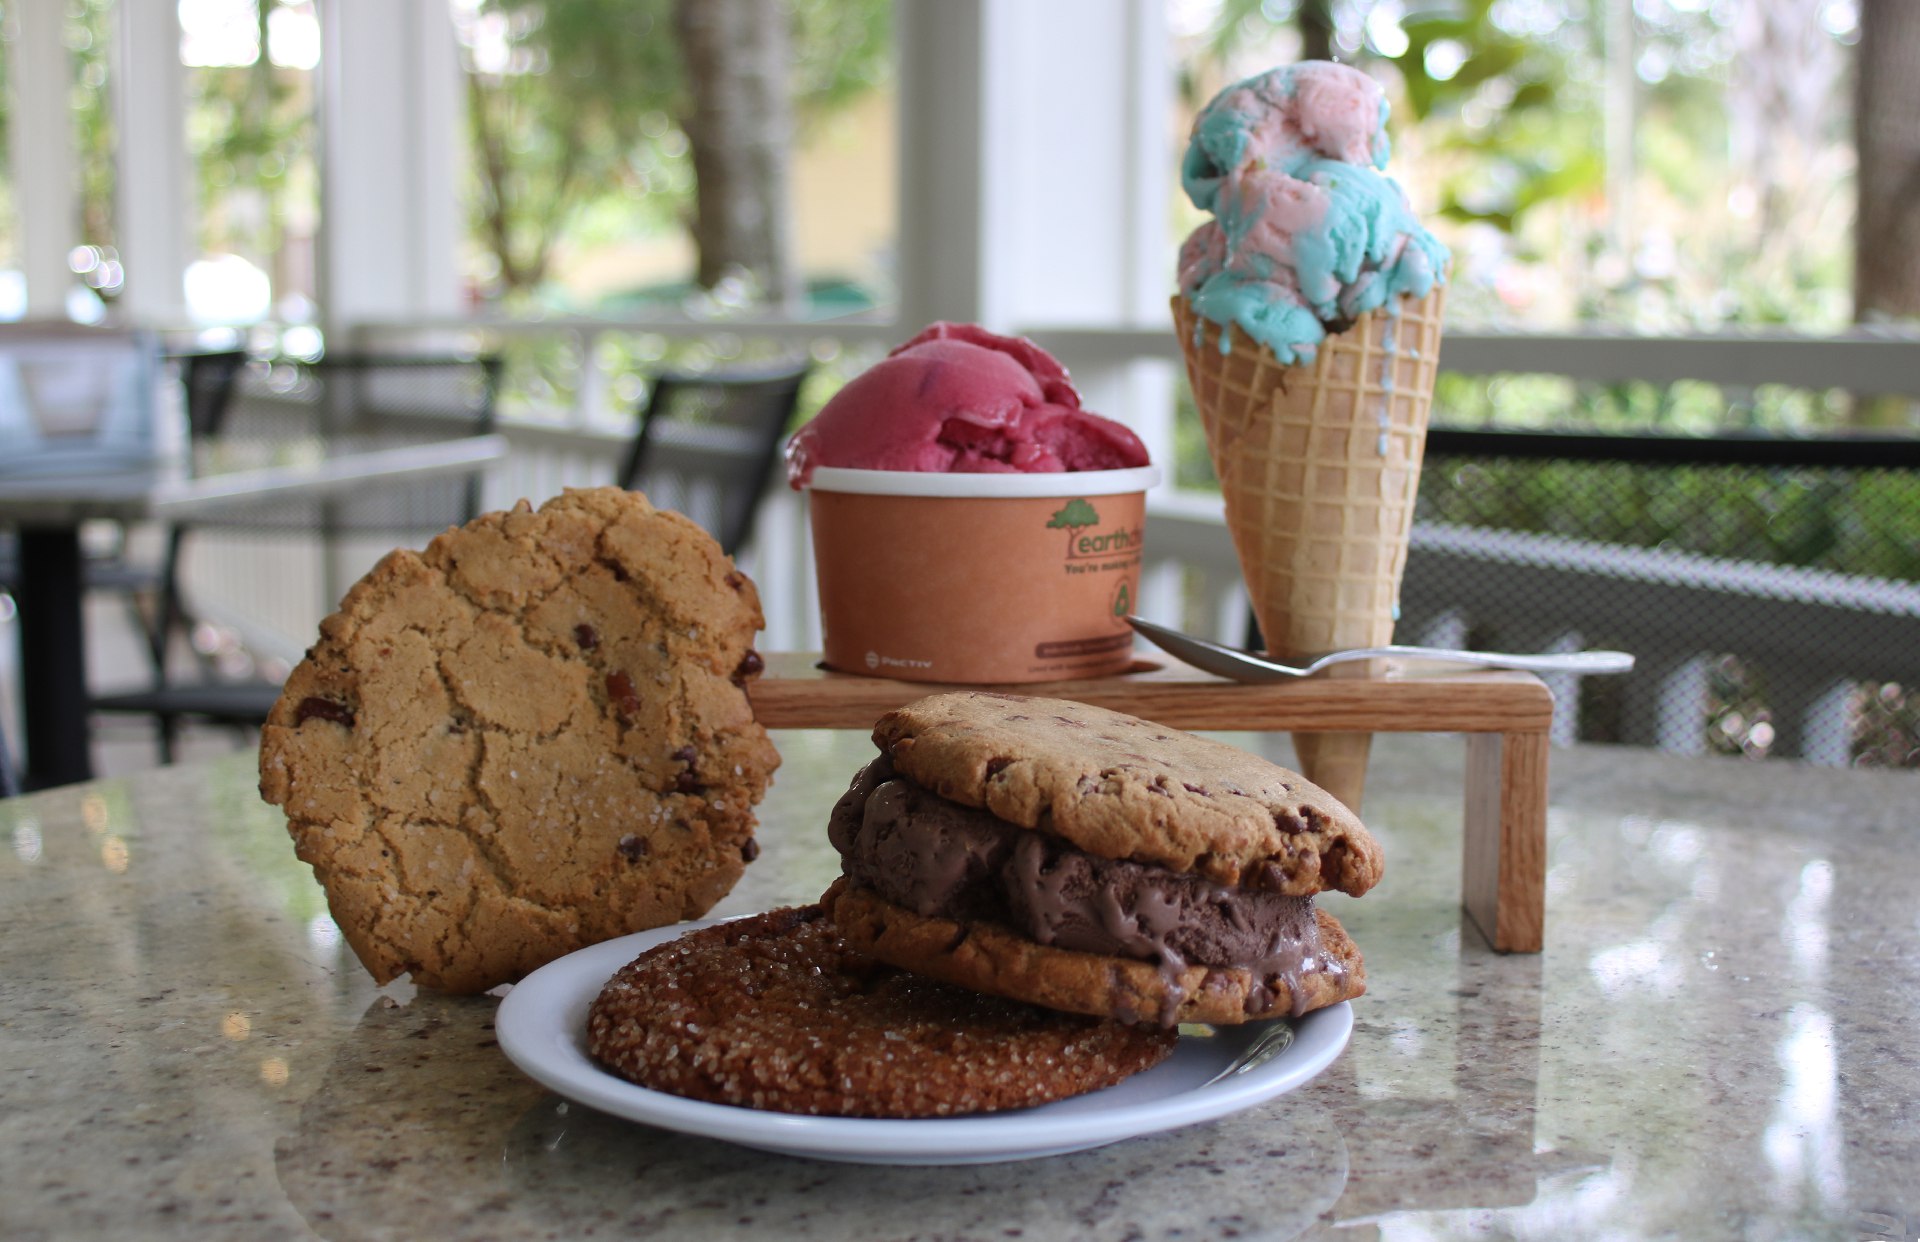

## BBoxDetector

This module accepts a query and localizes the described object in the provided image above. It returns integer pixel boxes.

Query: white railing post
[1767,670,1855,767]
[1413,609,1470,651]
[737,487,806,650]
[6,0,80,315]
[1515,628,1588,748]
[1211,578,1251,647]
[1622,651,1711,755]
[576,328,614,429]
[1136,559,1186,629]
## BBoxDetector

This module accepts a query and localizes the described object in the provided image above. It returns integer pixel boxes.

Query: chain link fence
[1401,430,1920,767]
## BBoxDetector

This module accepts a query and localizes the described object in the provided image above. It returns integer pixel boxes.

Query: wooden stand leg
[1462,730,1548,952]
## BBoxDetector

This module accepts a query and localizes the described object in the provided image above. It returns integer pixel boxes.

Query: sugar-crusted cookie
[259,487,780,993]
[586,906,1177,1117]
[822,692,1379,1026]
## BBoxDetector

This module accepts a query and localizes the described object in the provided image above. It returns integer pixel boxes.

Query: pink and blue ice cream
[1178,61,1449,364]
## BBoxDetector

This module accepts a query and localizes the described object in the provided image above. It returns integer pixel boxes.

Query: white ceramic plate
[495,918,1353,1166]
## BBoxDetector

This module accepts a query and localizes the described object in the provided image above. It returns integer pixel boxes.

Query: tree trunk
[1855,0,1920,321]
[674,0,801,309]
[1298,0,1334,62]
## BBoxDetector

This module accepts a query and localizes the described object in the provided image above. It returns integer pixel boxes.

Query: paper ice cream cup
[805,465,1161,684]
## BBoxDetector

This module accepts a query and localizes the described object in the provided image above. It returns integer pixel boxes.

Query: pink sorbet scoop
[785,322,1150,487]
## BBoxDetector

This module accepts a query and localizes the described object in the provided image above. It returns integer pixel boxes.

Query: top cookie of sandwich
[872,692,1380,895]
[259,487,780,993]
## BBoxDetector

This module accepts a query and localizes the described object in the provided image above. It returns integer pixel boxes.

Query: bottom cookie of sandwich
[586,905,1177,1118]
[822,877,1367,1028]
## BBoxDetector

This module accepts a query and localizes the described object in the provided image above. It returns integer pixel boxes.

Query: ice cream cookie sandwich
[820,692,1379,1026]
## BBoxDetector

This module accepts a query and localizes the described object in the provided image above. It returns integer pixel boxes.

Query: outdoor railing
[352,316,1920,423]
[166,318,1920,769]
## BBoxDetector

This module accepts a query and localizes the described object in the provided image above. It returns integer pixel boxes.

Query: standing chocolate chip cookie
[259,487,780,993]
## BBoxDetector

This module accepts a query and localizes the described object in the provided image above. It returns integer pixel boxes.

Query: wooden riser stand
[752,652,1550,953]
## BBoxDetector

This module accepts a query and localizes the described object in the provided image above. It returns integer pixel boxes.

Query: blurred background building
[2,0,1917,773]
[5,3,1906,338]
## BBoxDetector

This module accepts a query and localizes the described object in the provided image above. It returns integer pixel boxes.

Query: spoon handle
[1124,617,1637,681]
[1323,646,1637,675]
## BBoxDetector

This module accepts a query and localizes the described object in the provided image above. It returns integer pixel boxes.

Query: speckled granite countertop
[3,730,1916,1241]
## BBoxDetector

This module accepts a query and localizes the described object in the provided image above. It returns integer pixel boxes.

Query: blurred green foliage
[464,0,687,294]
[50,0,320,310]
[489,328,874,435]
[1417,457,1920,581]
[1432,373,1875,435]
[1190,0,1604,234]
[1393,0,1604,235]
[1187,0,1856,333]
[464,0,890,304]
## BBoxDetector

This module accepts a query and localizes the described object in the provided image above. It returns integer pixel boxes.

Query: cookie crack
[591,548,735,676]
[388,619,524,901]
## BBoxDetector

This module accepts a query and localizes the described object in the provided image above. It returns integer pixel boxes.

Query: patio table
[1,731,1913,1240]
[0,434,506,788]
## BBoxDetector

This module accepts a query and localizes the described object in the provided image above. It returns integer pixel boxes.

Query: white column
[114,0,192,323]
[6,0,80,316]
[990,0,1174,473]
[893,0,988,330]
[317,0,465,334]
[895,0,1170,330]
[893,0,1176,463]
[979,0,1169,330]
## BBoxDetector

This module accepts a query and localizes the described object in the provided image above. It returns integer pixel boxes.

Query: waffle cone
[1172,288,1445,811]
[1172,288,1445,661]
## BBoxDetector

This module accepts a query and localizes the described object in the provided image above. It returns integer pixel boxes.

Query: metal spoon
[1125,615,1635,684]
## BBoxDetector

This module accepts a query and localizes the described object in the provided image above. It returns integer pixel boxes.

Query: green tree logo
[1047,498,1100,556]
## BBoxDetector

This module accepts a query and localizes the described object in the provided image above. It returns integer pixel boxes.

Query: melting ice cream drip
[1381,296,1405,622]
[1375,296,1401,458]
